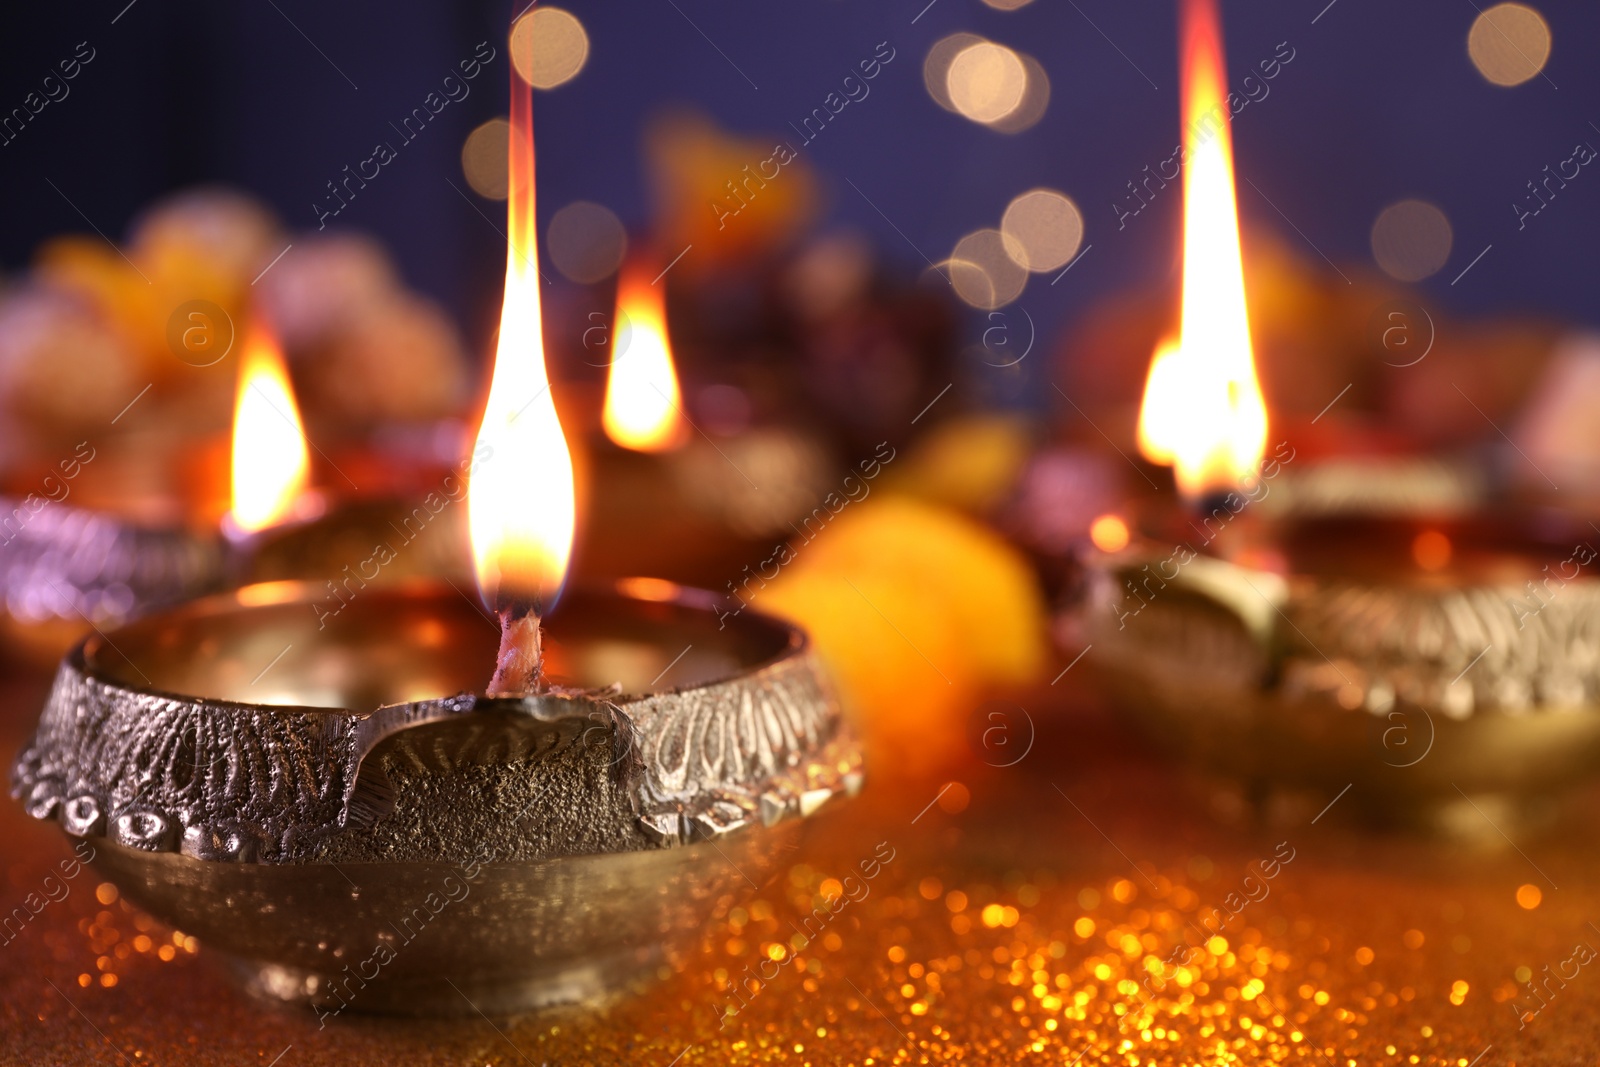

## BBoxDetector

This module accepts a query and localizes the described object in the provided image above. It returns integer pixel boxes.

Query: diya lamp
[0,311,454,668]
[222,316,480,595]
[572,251,834,587]
[10,40,861,1016]
[1079,0,1600,836]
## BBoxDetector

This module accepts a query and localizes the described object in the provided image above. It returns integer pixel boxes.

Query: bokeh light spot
[1468,3,1551,87]
[547,201,628,284]
[937,781,971,813]
[982,0,1035,8]
[1516,883,1542,909]
[947,42,1028,124]
[945,229,1029,310]
[461,118,511,200]
[510,6,591,90]
[924,33,985,113]
[987,53,1050,133]
[1001,188,1084,272]
[1370,199,1453,282]
[1088,513,1130,553]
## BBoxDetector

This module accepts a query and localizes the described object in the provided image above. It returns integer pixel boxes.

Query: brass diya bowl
[11,579,861,1016]
[1084,515,1600,836]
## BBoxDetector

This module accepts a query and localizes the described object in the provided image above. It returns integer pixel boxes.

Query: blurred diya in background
[226,318,476,598]
[1073,0,1600,836]
[1086,505,1600,835]
[11,40,860,1016]
[545,108,968,591]
[0,190,478,666]
[0,309,469,667]
[570,252,1051,780]
[574,249,1051,780]
[566,250,836,588]
[0,196,252,661]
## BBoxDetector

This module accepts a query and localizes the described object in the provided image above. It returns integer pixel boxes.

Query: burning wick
[468,8,578,696]
[488,601,544,696]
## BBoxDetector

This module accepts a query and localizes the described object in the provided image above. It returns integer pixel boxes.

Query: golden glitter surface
[4,678,1600,1065]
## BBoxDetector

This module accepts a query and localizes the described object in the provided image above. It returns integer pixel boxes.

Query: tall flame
[1136,0,1267,499]
[229,323,310,534]
[467,43,577,613]
[602,261,687,452]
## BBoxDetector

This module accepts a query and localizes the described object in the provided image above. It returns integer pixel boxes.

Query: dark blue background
[0,0,1592,365]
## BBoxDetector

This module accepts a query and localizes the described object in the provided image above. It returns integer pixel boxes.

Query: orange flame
[1136,0,1267,499]
[602,261,687,452]
[229,323,310,534]
[467,43,577,612]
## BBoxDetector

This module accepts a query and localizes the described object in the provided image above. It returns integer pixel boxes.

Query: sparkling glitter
[391,837,1518,1067]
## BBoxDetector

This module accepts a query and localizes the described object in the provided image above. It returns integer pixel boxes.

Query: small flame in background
[602,262,687,453]
[229,323,310,534]
[466,36,577,613]
[1137,0,1268,499]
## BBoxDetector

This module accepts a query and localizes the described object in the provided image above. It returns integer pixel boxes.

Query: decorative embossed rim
[1090,550,1600,721]
[11,579,863,864]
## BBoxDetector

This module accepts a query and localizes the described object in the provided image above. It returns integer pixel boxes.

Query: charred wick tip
[487,608,543,697]
[491,593,544,622]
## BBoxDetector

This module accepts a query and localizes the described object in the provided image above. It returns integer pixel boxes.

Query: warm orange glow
[1136,0,1267,499]
[602,262,687,452]
[229,323,310,534]
[1088,513,1130,554]
[1412,529,1452,572]
[615,576,683,602]
[467,52,577,612]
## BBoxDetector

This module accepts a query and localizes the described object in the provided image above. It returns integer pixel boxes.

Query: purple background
[0,0,1593,370]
